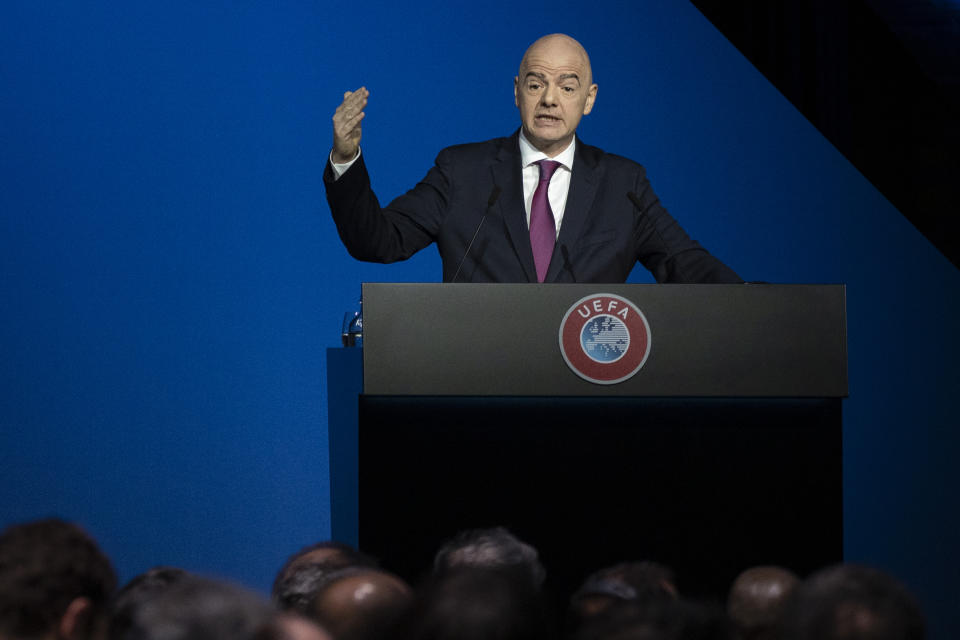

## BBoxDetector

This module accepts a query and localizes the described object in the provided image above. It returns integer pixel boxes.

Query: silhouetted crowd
[0,519,926,640]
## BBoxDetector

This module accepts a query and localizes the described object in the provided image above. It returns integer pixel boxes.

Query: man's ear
[582,84,598,115]
[58,597,93,640]
[514,76,520,108]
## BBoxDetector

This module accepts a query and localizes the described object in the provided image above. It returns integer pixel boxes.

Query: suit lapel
[491,134,537,283]
[547,138,600,282]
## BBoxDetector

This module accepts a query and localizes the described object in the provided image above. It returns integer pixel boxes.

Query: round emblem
[559,293,651,385]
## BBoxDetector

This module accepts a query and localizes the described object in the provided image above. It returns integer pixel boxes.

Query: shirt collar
[519,129,576,171]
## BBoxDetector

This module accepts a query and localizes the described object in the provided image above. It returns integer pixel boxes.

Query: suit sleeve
[630,168,743,284]
[323,151,452,263]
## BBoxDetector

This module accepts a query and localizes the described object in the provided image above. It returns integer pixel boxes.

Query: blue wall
[2,1,958,637]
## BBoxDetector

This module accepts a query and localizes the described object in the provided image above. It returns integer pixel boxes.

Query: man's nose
[540,84,558,106]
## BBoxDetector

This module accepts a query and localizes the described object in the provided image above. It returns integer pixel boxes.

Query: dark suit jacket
[324,131,741,283]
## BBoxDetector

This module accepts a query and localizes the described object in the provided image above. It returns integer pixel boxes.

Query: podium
[328,283,846,598]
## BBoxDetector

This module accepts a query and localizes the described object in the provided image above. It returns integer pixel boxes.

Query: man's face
[514,36,598,157]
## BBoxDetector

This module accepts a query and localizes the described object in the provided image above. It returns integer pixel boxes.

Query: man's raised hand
[332,87,368,164]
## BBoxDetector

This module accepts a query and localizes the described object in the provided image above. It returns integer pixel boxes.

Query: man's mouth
[535,114,562,125]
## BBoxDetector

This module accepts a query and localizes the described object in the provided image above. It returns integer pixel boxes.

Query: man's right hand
[331,87,368,164]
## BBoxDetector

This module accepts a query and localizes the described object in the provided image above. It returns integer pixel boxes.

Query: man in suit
[325,34,741,284]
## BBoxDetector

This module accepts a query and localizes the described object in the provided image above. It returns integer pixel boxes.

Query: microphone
[452,185,501,283]
[626,191,645,216]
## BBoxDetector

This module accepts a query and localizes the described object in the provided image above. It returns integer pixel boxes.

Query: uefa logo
[558,293,652,385]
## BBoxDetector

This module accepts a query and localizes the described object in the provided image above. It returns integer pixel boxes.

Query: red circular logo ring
[559,293,652,385]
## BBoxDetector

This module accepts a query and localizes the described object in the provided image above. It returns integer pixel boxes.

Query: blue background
[2,1,958,637]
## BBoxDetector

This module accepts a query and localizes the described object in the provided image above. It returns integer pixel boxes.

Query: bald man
[306,569,411,640]
[325,34,742,284]
[727,566,799,640]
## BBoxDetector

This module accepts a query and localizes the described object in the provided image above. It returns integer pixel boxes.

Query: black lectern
[328,283,846,598]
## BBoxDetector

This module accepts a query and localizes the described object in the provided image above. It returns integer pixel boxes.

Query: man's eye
[562,86,576,93]
[527,83,541,91]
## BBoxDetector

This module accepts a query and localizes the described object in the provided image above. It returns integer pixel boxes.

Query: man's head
[727,566,799,640]
[126,577,282,640]
[0,518,117,640]
[272,541,378,613]
[570,561,679,622]
[779,564,925,640]
[400,568,551,640]
[108,566,190,640]
[307,568,411,640]
[433,527,545,589]
[514,34,598,157]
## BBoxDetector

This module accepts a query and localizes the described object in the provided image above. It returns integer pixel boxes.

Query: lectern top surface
[361,283,848,397]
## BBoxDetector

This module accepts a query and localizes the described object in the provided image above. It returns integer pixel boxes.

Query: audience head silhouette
[401,568,551,640]
[780,564,925,640]
[433,527,545,589]
[0,518,116,640]
[273,541,379,613]
[0,519,932,640]
[306,568,411,640]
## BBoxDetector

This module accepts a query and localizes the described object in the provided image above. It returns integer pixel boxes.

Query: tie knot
[535,159,561,183]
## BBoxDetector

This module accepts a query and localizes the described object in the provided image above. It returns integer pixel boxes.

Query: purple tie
[530,160,561,282]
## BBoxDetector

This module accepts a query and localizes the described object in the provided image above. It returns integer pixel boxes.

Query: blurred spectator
[726,565,798,640]
[125,576,326,640]
[779,564,925,640]
[109,567,190,640]
[0,518,116,640]
[571,561,678,621]
[272,542,378,613]
[401,568,552,640]
[433,527,545,589]
[306,568,411,640]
